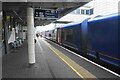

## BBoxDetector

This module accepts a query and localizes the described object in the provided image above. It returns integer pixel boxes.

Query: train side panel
[88,14,120,67]
[81,18,90,54]
[62,24,82,51]
[118,15,120,67]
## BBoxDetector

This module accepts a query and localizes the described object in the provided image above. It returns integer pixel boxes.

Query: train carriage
[43,13,120,73]
[87,13,120,68]
[61,23,82,51]
[60,13,120,69]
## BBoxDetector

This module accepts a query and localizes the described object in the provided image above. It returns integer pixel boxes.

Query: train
[42,13,120,73]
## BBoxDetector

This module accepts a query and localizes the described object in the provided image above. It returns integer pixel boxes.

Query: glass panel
[70,10,75,14]
[90,8,94,15]
[81,9,84,14]
[65,29,73,40]
[86,10,90,15]
[76,9,80,14]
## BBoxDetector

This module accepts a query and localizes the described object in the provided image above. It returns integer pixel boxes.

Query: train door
[57,27,62,45]
[81,18,90,54]
[54,29,57,41]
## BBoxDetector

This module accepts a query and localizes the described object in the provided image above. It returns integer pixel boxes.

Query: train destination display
[34,9,59,19]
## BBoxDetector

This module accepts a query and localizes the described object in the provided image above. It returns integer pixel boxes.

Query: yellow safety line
[49,46,86,80]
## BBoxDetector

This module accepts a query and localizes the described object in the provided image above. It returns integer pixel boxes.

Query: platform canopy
[2,0,92,26]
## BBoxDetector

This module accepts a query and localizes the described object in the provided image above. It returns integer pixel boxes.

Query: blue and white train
[43,13,120,74]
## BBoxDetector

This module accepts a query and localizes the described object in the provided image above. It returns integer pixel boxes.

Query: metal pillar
[27,7,35,65]
[0,2,2,78]
[15,22,18,40]
[19,24,22,39]
[15,23,19,39]
[18,24,20,38]
[4,22,9,54]
[19,24,22,38]
[21,26,24,42]
[0,11,2,55]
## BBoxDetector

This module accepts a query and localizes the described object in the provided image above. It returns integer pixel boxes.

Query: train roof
[88,13,120,23]
[55,13,120,29]
[62,22,81,28]
[56,21,84,29]
[58,18,92,29]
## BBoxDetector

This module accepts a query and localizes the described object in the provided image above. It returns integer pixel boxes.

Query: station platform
[2,37,120,80]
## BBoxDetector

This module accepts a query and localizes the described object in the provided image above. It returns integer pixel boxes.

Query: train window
[65,29,73,40]
[64,30,66,40]
[81,9,84,14]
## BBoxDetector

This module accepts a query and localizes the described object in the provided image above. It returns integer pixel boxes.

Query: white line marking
[45,38,120,77]
[41,38,50,46]
[36,38,43,52]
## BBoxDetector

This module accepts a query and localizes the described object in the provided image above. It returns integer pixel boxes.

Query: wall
[94,0,120,15]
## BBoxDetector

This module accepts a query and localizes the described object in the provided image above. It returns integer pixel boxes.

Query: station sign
[34,9,59,19]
